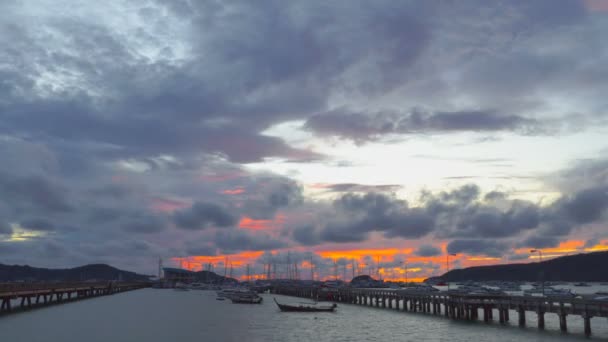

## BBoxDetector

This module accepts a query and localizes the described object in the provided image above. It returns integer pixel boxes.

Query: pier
[271,286,608,337]
[0,282,149,315]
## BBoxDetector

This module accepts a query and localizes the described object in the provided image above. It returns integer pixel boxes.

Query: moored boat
[231,294,263,304]
[273,298,337,312]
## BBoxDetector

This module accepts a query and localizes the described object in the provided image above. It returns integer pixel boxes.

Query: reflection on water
[0,288,607,342]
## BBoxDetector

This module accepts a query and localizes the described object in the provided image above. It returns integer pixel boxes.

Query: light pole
[530,249,544,296]
[446,253,457,290]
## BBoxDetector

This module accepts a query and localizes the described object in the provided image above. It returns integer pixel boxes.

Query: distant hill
[431,251,608,282]
[0,263,152,282]
[351,275,376,283]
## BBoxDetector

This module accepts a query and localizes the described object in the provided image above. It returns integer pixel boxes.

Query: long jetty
[0,282,149,315]
[271,286,608,337]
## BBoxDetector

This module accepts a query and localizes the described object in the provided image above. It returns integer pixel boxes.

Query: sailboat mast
[158,257,163,279]
[333,259,338,281]
[310,256,314,281]
[223,257,227,278]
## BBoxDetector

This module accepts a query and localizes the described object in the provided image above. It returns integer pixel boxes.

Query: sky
[1,0,608,282]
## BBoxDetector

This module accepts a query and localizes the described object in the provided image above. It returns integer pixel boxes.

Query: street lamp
[446,253,457,290]
[530,249,544,296]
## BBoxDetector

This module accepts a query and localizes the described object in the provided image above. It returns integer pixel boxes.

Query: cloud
[561,187,608,224]
[317,192,435,243]
[311,183,402,193]
[305,108,542,142]
[173,202,237,230]
[240,177,303,220]
[517,235,560,249]
[415,244,442,257]
[214,230,287,254]
[0,222,12,235]
[120,215,166,234]
[0,172,73,214]
[184,244,217,257]
[0,0,605,273]
[292,225,320,246]
[447,239,508,257]
[19,218,56,232]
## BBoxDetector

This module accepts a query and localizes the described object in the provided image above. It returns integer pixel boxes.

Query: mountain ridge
[0,263,152,282]
[429,251,608,282]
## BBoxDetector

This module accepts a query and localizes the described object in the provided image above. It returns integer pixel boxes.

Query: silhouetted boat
[231,294,263,304]
[273,298,337,312]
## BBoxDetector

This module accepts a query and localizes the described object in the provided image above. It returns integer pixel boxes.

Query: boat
[174,282,190,291]
[524,287,575,298]
[231,294,263,304]
[398,284,439,293]
[217,287,258,300]
[273,298,337,312]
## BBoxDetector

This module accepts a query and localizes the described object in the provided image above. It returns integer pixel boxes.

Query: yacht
[524,287,575,298]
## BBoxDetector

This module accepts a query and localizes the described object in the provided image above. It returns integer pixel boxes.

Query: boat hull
[231,297,263,304]
[273,298,337,312]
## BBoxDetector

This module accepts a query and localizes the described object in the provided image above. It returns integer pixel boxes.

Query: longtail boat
[273,298,337,312]
[231,294,263,304]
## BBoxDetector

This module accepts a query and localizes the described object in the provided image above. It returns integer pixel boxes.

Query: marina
[1,288,607,342]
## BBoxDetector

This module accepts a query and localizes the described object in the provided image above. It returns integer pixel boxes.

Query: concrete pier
[0,282,148,315]
[271,286,608,337]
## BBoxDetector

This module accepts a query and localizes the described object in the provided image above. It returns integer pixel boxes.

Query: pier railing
[271,286,608,337]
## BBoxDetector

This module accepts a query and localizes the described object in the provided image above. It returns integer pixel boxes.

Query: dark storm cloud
[310,178,608,254]
[319,222,370,243]
[415,245,442,257]
[214,230,287,254]
[185,244,217,257]
[517,235,560,249]
[318,192,435,243]
[561,187,608,224]
[305,108,541,142]
[0,222,13,235]
[450,202,540,238]
[0,0,436,166]
[173,202,237,230]
[19,218,56,232]
[241,177,303,219]
[0,172,72,213]
[447,239,508,257]
[120,215,166,234]
[291,225,320,246]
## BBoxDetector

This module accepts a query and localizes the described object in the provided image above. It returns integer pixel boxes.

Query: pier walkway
[272,286,608,337]
[0,282,149,315]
